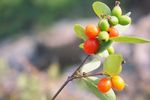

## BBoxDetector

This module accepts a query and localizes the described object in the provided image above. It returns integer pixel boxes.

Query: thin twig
[51,55,90,100]
[74,72,108,79]
[51,76,74,100]
[71,55,90,76]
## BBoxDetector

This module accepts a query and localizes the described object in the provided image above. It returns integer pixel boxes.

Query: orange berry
[107,27,119,38]
[111,76,125,91]
[85,24,100,39]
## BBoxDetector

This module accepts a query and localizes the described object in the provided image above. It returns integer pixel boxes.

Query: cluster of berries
[97,76,125,93]
[83,2,131,55]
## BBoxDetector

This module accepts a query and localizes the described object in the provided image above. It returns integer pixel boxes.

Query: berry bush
[52,1,150,100]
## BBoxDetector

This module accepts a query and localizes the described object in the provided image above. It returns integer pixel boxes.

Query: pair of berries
[83,24,119,55]
[97,76,125,93]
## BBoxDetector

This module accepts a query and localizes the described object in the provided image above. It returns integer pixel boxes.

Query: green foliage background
[0,0,146,38]
[0,0,116,38]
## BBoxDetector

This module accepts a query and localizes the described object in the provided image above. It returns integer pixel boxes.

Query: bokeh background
[0,0,150,100]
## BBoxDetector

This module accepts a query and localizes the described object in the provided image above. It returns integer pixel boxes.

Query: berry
[111,76,125,91]
[107,46,115,54]
[112,6,122,18]
[119,15,131,25]
[85,24,100,39]
[107,27,119,38]
[98,19,110,31]
[83,38,99,55]
[97,78,112,93]
[108,16,119,26]
[98,31,109,41]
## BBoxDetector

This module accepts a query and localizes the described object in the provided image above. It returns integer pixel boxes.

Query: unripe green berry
[98,19,110,31]
[108,16,119,26]
[119,15,131,25]
[112,6,122,17]
[98,31,109,41]
[107,46,115,55]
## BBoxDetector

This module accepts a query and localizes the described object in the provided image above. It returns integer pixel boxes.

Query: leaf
[126,12,131,16]
[114,24,130,34]
[82,78,116,100]
[79,43,84,49]
[97,40,112,54]
[81,59,101,73]
[92,2,111,17]
[98,50,109,58]
[111,36,150,43]
[74,24,87,41]
[103,54,123,76]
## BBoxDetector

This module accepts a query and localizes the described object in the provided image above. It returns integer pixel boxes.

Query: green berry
[119,15,131,25]
[98,31,109,41]
[108,16,119,26]
[112,6,122,17]
[98,19,110,31]
[107,46,115,54]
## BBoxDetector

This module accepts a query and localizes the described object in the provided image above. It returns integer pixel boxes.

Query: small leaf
[92,2,111,17]
[81,59,101,73]
[79,43,84,49]
[126,12,131,16]
[111,36,150,43]
[103,54,123,76]
[114,24,130,34]
[98,40,113,53]
[82,78,116,100]
[98,50,109,57]
[74,24,87,41]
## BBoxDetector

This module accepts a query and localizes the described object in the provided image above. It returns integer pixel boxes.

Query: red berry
[97,78,112,93]
[83,38,99,55]
[85,24,100,39]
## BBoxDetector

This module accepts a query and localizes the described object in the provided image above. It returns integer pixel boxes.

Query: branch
[73,72,108,79]
[51,55,90,100]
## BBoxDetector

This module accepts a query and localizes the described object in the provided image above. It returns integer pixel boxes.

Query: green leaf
[126,12,131,16]
[81,59,101,73]
[92,2,111,17]
[82,78,116,100]
[98,40,112,54]
[98,50,109,57]
[79,43,84,49]
[103,54,123,76]
[111,36,150,43]
[74,24,87,41]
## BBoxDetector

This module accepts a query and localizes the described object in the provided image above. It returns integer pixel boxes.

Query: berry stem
[51,55,90,100]
[115,1,120,6]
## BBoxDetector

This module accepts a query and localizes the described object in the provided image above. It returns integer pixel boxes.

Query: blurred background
[0,0,150,100]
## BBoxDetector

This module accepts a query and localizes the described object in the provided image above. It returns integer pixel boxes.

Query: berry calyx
[108,16,119,26]
[97,78,112,93]
[98,31,109,41]
[83,38,100,55]
[112,6,122,18]
[98,19,110,31]
[119,15,131,25]
[85,24,100,39]
[107,27,119,38]
[111,76,125,91]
